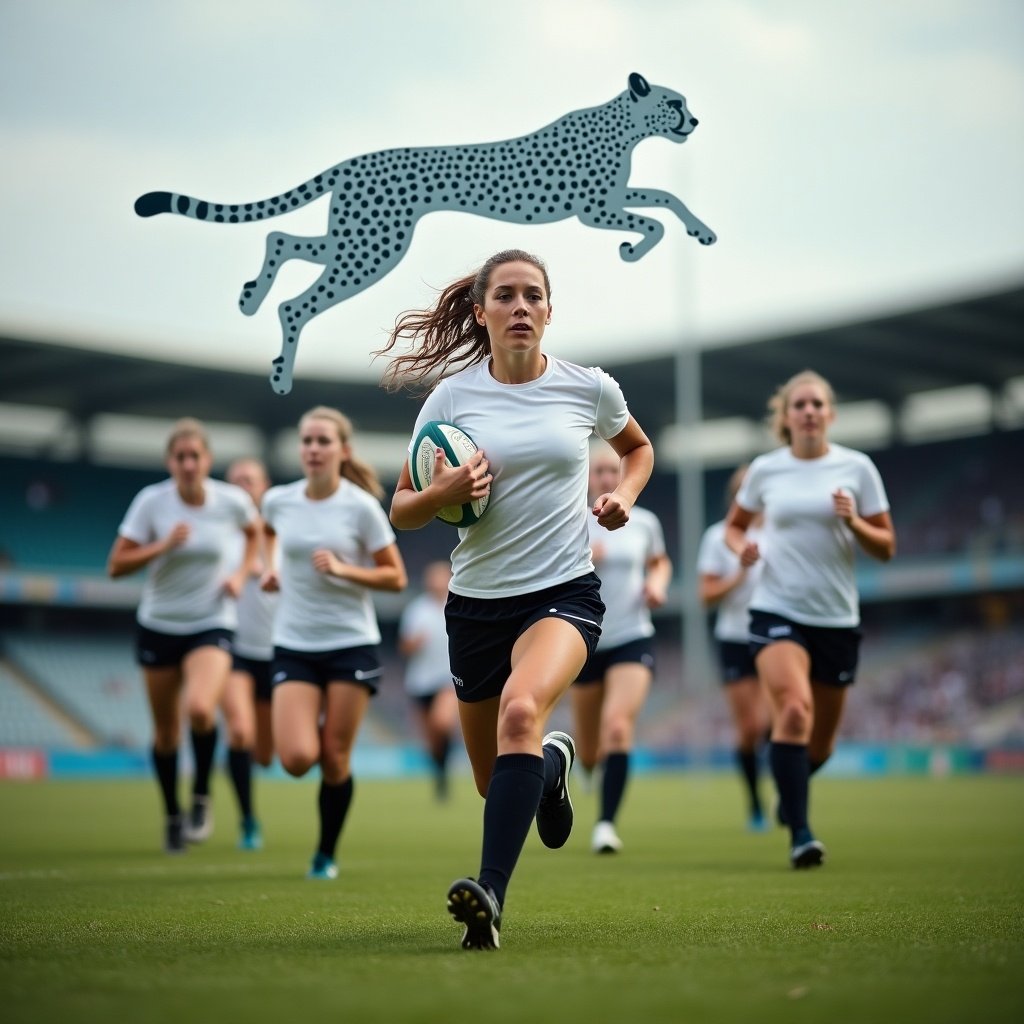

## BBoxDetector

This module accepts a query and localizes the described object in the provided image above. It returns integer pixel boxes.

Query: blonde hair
[165,417,210,456]
[300,406,384,500]
[767,370,836,444]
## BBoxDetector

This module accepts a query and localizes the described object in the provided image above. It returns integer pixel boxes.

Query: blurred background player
[398,561,459,800]
[223,457,278,850]
[726,370,896,868]
[570,441,671,854]
[698,465,771,831]
[107,419,258,852]
[261,406,407,880]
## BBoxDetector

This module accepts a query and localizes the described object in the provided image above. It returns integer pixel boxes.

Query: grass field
[1,773,1022,1024]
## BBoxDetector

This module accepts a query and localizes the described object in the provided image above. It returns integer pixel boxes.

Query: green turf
[1,773,1021,1023]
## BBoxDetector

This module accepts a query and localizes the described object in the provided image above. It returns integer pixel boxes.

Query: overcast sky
[1,0,1021,386]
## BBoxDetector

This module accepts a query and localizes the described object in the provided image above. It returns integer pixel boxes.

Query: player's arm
[643,551,672,608]
[312,543,408,592]
[592,416,653,530]
[724,503,759,566]
[390,450,490,530]
[107,525,188,578]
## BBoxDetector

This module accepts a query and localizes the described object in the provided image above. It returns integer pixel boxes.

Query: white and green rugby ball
[409,421,489,527]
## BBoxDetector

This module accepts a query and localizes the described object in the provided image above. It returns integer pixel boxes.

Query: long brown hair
[767,370,836,444]
[300,406,384,500]
[376,249,552,393]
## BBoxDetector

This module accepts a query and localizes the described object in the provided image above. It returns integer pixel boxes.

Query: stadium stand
[1,283,1021,759]
[3,634,149,748]
[0,662,81,748]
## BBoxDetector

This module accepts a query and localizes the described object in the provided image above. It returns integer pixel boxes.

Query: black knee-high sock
[433,735,452,775]
[600,752,630,824]
[190,726,218,798]
[736,748,762,816]
[227,747,253,819]
[478,754,545,908]
[317,777,354,859]
[770,741,811,842]
[809,757,827,776]
[152,747,180,817]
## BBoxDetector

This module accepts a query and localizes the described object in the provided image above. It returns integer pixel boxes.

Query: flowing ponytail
[376,249,551,393]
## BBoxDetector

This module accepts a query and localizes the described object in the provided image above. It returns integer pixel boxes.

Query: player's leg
[449,618,585,949]
[181,641,232,842]
[425,687,459,799]
[724,674,771,828]
[757,638,824,867]
[569,678,604,775]
[223,666,260,848]
[143,664,185,852]
[311,681,371,878]
[592,660,651,852]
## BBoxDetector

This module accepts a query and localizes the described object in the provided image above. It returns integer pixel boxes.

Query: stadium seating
[0,663,81,748]
[3,634,150,748]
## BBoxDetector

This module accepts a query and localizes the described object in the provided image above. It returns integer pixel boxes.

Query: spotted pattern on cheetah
[135,73,716,395]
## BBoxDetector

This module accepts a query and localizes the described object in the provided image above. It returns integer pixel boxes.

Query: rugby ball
[408,421,489,527]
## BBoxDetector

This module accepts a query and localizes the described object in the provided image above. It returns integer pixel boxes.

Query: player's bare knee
[497,696,540,746]
[186,705,217,732]
[279,749,316,777]
[776,700,812,739]
[603,716,632,751]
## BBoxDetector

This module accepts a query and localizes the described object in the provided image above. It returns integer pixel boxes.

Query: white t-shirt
[697,519,764,643]
[227,526,279,660]
[233,572,278,661]
[398,593,451,696]
[735,444,890,627]
[261,479,396,652]
[589,505,665,649]
[118,478,257,634]
[411,356,630,598]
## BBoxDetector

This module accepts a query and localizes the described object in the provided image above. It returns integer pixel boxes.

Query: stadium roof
[2,282,1021,465]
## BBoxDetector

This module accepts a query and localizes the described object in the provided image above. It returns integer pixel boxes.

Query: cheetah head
[626,72,699,144]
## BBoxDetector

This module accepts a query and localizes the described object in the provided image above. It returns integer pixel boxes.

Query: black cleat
[165,813,186,854]
[447,878,501,950]
[536,731,575,849]
[791,838,826,869]
[183,796,213,843]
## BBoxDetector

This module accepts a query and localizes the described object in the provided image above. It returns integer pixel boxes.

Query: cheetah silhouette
[135,72,716,395]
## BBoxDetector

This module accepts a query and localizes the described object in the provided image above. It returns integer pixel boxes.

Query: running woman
[381,249,653,949]
[261,406,407,880]
[697,465,771,831]
[398,561,460,801]
[222,456,278,850]
[725,370,895,868]
[571,441,671,854]
[107,419,259,852]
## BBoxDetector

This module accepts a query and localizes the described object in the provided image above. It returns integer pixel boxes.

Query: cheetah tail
[134,185,320,223]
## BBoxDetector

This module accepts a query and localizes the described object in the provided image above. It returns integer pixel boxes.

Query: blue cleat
[238,816,263,851]
[307,852,338,880]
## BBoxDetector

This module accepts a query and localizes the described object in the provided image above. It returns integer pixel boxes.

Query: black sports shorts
[575,635,655,685]
[135,625,232,668]
[232,654,273,702]
[717,640,758,684]
[446,572,604,703]
[271,644,382,695]
[748,610,862,687]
